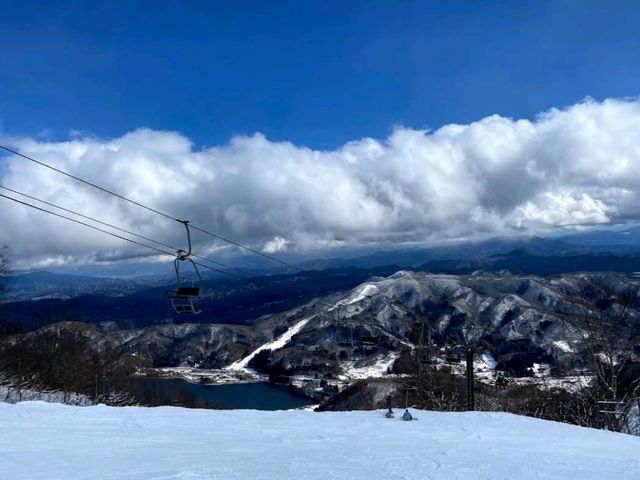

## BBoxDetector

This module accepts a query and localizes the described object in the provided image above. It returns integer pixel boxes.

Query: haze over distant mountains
[13,224,640,279]
[4,226,640,335]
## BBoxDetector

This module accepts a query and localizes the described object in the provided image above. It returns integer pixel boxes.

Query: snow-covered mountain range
[6,270,639,403]
[232,270,639,381]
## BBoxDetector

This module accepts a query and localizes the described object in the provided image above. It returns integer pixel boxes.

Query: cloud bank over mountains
[1,98,639,268]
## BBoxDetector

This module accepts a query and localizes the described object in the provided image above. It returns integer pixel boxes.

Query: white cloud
[263,236,291,254]
[512,192,611,229]
[2,98,640,268]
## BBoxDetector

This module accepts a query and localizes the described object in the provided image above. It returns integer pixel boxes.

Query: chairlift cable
[190,254,253,278]
[0,184,252,279]
[0,184,177,251]
[0,193,174,256]
[0,144,303,272]
[189,224,302,271]
[0,145,178,222]
[190,260,248,281]
[0,193,249,281]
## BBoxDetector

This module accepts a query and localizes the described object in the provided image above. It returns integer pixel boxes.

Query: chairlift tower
[598,399,628,430]
[466,347,475,411]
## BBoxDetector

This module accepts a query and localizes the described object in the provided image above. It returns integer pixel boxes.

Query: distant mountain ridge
[4,228,640,335]
[296,231,640,270]
[5,251,640,335]
[11,226,640,282]
[0,266,402,332]
[4,271,173,302]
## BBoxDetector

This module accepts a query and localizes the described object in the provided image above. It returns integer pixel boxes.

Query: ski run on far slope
[227,315,315,371]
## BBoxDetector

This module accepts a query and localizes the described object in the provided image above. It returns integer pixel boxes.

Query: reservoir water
[127,377,314,410]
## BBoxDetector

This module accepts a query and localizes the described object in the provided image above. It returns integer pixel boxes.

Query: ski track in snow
[226,315,315,371]
[1,402,639,480]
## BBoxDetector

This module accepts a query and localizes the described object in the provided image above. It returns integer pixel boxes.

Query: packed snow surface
[2,402,639,480]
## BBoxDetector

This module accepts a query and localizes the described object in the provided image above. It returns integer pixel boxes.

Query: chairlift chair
[166,220,203,314]
[166,258,203,314]
[444,344,462,364]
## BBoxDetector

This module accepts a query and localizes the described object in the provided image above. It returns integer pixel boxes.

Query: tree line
[391,280,640,434]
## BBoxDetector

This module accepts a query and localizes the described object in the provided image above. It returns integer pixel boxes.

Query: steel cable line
[178,254,252,280]
[0,193,250,281]
[0,144,303,272]
[189,224,300,271]
[0,185,252,278]
[0,145,178,222]
[0,185,176,250]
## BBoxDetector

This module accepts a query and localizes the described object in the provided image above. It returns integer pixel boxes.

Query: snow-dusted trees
[0,322,138,405]
[561,282,640,432]
[392,315,468,411]
[565,282,640,402]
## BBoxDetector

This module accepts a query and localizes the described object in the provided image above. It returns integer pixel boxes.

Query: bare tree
[395,308,469,411]
[565,281,640,402]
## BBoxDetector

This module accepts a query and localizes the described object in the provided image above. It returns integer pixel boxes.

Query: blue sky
[3,1,640,269]
[2,0,639,149]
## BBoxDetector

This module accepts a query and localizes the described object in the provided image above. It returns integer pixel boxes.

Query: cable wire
[0,193,250,281]
[0,193,173,256]
[0,144,303,271]
[0,145,178,222]
[0,185,176,251]
[0,185,252,278]
[189,225,301,271]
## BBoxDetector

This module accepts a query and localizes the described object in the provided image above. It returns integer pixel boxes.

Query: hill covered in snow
[4,269,640,409]
[1,402,639,480]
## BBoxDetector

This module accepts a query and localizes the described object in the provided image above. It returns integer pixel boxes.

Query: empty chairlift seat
[166,283,203,314]
[167,220,204,315]
[173,286,200,298]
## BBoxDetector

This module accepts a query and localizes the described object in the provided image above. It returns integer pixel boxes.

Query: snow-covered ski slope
[1,402,639,480]
[227,315,315,371]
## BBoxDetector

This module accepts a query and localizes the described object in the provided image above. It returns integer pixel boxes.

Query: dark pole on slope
[466,347,475,411]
